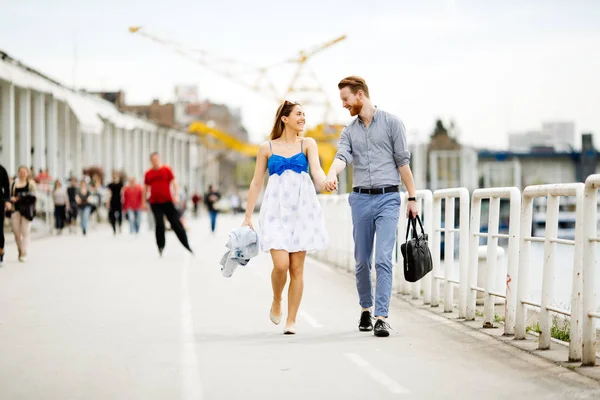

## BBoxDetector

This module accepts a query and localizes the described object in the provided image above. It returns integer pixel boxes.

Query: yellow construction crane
[129,26,345,122]
[188,120,340,172]
[129,26,346,170]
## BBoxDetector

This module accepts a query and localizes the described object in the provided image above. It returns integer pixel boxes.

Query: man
[0,164,11,266]
[204,184,221,233]
[325,76,419,337]
[143,152,193,256]
[106,171,124,235]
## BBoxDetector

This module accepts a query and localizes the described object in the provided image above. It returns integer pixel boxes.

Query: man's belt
[352,186,399,195]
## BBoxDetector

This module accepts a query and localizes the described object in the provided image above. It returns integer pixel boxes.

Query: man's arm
[391,116,419,217]
[142,185,148,209]
[171,178,179,205]
[326,127,352,191]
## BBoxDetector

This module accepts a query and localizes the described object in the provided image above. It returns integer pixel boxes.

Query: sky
[2,0,600,149]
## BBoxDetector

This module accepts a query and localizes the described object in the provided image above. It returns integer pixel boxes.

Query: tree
[431,119,449,138]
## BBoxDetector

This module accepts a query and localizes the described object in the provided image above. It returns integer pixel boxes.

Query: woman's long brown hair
[269,100,301,140]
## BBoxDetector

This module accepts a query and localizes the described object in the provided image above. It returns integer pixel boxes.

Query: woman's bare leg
[285,251,306,333]
[269,249,290,323]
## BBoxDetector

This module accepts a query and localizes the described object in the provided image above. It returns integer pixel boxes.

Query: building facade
[0,50,217,195]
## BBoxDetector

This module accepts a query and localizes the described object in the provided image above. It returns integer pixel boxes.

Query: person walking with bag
[325,76,419,337]
[9,166,37,262]
[243,100,329,335]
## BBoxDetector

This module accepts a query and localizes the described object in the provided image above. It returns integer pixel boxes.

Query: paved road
[1,214,600,400]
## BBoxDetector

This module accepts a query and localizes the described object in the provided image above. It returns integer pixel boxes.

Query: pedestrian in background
[204,184,221,233]
[52,179,69,234]
[9,165,37,262]
[143,152,193,256]
[0,163,11,266]
[123,176,143,234]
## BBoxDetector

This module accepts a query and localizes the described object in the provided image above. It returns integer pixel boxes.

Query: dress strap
[268,141,273,155]
[300,138,304,153]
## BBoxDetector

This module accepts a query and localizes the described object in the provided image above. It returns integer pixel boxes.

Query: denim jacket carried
[219,226,259,278]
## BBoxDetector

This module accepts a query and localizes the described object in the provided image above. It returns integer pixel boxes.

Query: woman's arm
[242,142,270,229]
[304,138,327,191]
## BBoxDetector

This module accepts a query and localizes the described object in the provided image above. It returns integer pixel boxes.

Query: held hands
[322,173,338,192]
[4,201,11,211]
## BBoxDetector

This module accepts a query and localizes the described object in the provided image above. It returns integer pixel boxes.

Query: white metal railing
[316,194,334,264]
[396,190,433,303]
[467,187,521,336]
[514,183,584,362]
[583,175,600,366]
[432,188,470,317]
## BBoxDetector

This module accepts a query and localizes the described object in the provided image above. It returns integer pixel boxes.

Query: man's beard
[349,100,363,116]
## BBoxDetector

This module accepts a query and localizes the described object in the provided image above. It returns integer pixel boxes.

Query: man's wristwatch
[408,197,417,202]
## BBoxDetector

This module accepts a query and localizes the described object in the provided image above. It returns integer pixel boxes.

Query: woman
[76,180,92,236]
[10,165,37,262]
[243,100,329,334]
[52,179,69,234]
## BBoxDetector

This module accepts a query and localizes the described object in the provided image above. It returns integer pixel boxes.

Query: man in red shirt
[143,152,192,255]
[123,176,143,234]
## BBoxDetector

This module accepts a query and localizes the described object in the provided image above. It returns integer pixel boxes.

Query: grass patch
[475,310,484,317]
[494,314,505,323]
[526,316,571,342]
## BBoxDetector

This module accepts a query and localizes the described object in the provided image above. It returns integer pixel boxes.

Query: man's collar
[358,106,378,124]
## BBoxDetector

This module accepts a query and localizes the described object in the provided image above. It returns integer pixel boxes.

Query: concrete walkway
[1,215,599,399]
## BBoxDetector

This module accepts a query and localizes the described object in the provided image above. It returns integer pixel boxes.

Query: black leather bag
[400,215,433,283]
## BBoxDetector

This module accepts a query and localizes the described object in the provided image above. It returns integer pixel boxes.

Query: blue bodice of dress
[267,152,309,176]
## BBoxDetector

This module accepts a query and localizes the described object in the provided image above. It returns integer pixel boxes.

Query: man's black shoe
[374,319,391,337]
[359,311,373,331]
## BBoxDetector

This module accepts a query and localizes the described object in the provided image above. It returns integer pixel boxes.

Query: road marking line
[306,256,335,274]
[181,253,203,400]
[253,270,267,281]
[343,353,410,394]
[299,310,323,328]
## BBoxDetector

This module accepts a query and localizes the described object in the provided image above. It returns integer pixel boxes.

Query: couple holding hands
[242,76,419,336]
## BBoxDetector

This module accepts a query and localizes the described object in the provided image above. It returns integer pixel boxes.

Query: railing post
[444,197,455,313]
[583,175,599,366]
[515,195,533,340]
[458,188,470,318]
[422,191,434,305]
[504,188,522,336]
[569,185,584,362]
[483,197,501,328]
[467,195,482,321]
[431,197,442,307]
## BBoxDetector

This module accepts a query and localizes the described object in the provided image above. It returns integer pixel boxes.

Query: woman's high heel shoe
[270,308,282,325]
[283,324,296,335]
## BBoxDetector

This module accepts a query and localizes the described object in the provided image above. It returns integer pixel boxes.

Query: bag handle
[414,215,425,236]
[405,215,418,241]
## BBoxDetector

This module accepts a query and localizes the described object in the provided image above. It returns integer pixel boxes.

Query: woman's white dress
[258,143,328,253]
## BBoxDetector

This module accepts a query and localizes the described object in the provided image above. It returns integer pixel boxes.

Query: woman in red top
[123,176,143,234]
[143,152,192,256]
